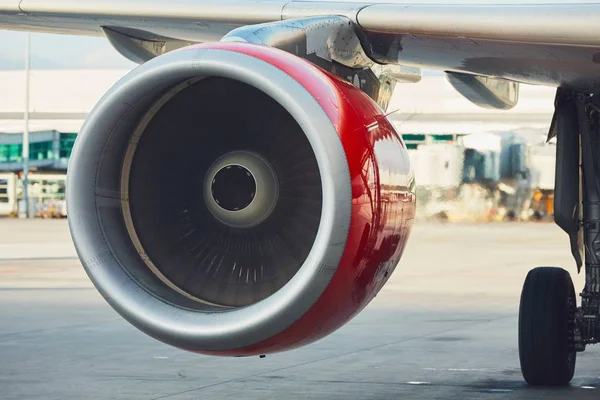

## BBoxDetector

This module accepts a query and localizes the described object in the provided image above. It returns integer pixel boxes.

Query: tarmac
[1,219,600,399]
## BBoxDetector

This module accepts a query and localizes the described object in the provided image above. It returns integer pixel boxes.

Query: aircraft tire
[518,266,576,386]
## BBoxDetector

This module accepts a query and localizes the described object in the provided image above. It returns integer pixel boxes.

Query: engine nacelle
[67,42,415,356]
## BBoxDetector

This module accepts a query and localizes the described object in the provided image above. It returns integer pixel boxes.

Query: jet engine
[67,42,415,356]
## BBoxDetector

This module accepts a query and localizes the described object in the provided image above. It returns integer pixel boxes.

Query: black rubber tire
[518,267,576,386]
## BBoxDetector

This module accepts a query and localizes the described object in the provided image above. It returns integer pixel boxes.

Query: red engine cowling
[67,42,415,356]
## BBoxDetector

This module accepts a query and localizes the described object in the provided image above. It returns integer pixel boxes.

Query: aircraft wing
[1,1,600,89]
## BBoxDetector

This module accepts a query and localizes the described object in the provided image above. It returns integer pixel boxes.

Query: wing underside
[1,1,600,89]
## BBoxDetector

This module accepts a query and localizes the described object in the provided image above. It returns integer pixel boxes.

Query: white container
[530,143,556,190]
[462,132,502,153]
[409,143,464,188]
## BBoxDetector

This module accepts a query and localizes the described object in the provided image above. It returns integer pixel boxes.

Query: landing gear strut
[519,91,600,385]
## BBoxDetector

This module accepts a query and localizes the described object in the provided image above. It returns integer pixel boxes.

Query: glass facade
[59,134,77,160]
[0,130,459,167]
[0,132,77,169]
[0,143,23,163]
[30,141,54,161]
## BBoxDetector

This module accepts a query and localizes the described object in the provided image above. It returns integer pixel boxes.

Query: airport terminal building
[0,69,556,217]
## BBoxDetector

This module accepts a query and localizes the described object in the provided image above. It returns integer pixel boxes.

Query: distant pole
[23,33,31,218]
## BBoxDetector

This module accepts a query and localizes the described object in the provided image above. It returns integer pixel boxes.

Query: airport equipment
[529,143,556,219]
[0,172,66,217]
[411,132,553,221]
[409,143,464,188]
[25,173,67,218]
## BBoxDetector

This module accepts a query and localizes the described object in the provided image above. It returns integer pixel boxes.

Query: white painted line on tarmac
[422,367,487,372]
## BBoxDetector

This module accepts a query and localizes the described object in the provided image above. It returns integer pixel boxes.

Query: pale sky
[0,31,138,70]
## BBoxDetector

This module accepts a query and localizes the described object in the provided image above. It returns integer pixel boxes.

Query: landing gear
[518,267,576,385]
[519,90,600,385]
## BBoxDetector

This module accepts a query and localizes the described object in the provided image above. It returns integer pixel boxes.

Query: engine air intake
[126,77,322,308]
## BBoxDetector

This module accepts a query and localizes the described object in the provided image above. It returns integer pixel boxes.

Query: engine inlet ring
[68,44,352,352]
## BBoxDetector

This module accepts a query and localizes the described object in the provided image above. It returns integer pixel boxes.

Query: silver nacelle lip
[66,45,352,351]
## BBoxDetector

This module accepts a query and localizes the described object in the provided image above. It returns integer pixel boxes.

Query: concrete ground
[1,219,599,399]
